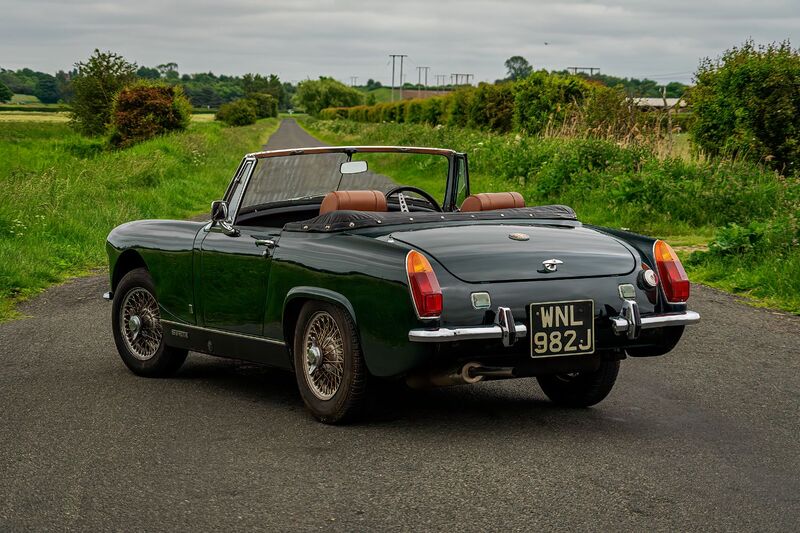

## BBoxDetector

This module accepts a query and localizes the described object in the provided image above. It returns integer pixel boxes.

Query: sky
[1,0,798,85]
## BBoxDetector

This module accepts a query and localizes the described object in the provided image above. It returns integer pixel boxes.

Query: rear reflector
[653,240,690,303]
[406,250,443,318]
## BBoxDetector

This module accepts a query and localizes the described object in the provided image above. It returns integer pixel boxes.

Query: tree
[136,66,161,80]
[0,81,12,103]
[34,76,60,103]
[691,39,800,170]
[505,56,533,81]
[293,77,364,115]
[70,49,137,136]
[110,81,192,147]
[246,93,278,118]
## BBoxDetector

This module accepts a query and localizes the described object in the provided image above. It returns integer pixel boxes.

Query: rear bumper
[408,305,700,344]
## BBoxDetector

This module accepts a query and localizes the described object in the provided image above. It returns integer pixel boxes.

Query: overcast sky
[1,0,798,84]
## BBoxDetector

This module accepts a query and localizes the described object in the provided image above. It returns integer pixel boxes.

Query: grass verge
[301,118,800,314]
[0,118,279,321]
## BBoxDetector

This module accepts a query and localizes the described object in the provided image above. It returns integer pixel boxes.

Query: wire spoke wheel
[119,287,162,361]
[302,311,345,401]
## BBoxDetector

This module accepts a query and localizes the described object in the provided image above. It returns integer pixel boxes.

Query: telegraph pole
[350,76,358,87]
[389,54,408,102]
[416,66,430,97]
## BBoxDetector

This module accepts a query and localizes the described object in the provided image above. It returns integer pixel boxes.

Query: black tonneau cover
[284,205,577,233]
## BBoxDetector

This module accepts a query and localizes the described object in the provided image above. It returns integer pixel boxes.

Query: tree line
[0,62,295,109]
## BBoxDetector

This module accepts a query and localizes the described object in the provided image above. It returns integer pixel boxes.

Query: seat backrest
[319,190,388,215]
[460,192,525,212]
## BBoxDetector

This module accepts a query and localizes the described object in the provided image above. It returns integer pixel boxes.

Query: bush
[513,72,588,134]
[293,77,363,115]
[110,82,192,147]
[70,49,137,136]
[691,40,800,172]
[246,93,278,119]
[215,100,257,126]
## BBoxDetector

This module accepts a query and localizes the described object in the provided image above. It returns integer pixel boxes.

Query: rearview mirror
[340,161,368,174]
[211,200,229,222]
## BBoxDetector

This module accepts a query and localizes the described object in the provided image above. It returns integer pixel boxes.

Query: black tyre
[537,360,620,407]
[112,268,188,377]
[293,301,368,424]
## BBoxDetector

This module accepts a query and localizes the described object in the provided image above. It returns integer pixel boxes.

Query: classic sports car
[105,146,700,423]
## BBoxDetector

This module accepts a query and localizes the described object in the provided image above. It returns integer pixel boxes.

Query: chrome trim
[102,291,113,301]
[409,323,528,343]
[619,299,641,340]
[541,258,563,272]
[160,320,286,346]
[611,310,700,336]
[410,305,527,343]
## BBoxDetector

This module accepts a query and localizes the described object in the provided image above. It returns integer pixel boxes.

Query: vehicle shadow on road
[173,354,624,432]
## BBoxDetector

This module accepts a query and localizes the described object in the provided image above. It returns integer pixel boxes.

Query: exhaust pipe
[406,362,515,388]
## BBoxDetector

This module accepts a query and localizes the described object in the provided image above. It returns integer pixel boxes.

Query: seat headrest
[460,192,525,212]
[319,190,388,215]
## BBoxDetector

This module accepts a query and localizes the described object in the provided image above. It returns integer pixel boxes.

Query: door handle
[255,239,277,248]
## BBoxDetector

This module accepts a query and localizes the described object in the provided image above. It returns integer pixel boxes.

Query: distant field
[10,94,41,104]
[0,111,70,122]
[0,118,280,321]
[358,87,451,103]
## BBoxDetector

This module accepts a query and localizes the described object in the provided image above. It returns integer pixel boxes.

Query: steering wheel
[384,186,442,213]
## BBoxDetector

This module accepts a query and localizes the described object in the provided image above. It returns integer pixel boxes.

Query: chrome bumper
[408,303,700,344]
[408,306,526,347]
[103,291,113,301]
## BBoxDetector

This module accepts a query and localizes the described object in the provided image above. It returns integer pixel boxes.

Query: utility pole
[399,55,407,101]
[350,76,358,87]
[416,66,430,97]
[389,54,408,102]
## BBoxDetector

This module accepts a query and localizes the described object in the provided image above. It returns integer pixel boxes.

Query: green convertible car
[105,146,700,423]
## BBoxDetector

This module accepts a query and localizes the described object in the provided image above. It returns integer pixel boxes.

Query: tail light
[406,250,443,318]
[653,240,690,303]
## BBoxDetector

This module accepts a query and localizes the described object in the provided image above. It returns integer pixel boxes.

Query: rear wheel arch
[282,288,359,359]
[112,250,148,292]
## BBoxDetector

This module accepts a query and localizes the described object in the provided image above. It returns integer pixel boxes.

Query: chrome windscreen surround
[409,306,527,344]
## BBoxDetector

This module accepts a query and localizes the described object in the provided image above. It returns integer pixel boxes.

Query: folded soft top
[284,205,577,233]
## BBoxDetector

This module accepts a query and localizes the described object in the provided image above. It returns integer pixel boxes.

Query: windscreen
[239,152,450,211]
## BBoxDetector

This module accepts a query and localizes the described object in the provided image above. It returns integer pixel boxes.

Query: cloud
[1,0,798,84]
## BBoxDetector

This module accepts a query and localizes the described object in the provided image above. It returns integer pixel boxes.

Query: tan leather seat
[460,192,525,212]
[319,190,388,215]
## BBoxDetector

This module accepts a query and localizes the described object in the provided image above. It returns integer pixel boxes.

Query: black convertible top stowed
[284,205,578,233]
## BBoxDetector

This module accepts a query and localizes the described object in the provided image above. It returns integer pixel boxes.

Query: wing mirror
[211,200,229,222]
[340,160,368,174]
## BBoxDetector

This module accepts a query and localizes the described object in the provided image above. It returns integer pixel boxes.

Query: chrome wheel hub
[119,287,162,361]
[302,311,344,401]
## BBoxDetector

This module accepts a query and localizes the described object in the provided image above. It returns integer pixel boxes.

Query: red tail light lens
[653,240,690,303]
[406,250,443,318]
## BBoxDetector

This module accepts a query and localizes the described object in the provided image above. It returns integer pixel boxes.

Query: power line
[416,66,430,97]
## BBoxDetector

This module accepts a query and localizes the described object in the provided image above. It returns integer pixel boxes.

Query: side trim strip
[161,320,286,346]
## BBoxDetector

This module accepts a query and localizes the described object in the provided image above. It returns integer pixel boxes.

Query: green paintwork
[106,152,688,378]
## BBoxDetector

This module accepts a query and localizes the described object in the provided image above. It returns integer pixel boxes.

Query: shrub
[110,82,192,147]
[215,100,257,126]
[513,72,588,134]
[246,93,278,119]
[691,40,800,172]
[293,77,363,115]
[70,49,137,136]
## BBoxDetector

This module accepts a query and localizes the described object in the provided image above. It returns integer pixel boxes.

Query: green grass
[0,118,279,321]
[10,94,41,104]
[358,87,393,103]
[301,118,800,314]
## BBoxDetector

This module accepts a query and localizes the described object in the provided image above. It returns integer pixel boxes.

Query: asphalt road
[1,119,799,531]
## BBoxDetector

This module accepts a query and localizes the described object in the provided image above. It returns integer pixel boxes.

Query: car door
[197,158,278,336]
